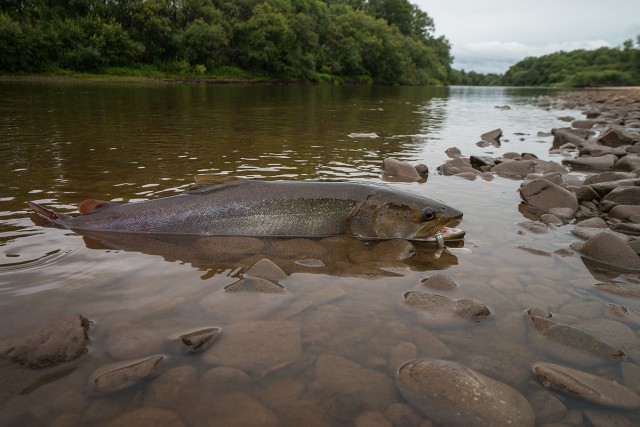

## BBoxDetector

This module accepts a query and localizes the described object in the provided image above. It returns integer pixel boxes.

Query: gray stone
[615,155,640,172]
[384,403,422,427]
[552,127,589,148]
[491,160,535,178]
[246,258,288,282]
[445,147,462,158]
[572,119,595,129]
[481,128,502,142]
[602,186,640,208]
[404,291,490,324]
[584,410,633,427]
[595,281,640,298]
[420,273,458,290]
[579,232,640,270]
[174,327,222,353]
[396,358,535,427]
[382,158,422,182]
[599,126,636,146]
[92,355,165,394]
[576,217,607,228]
[584,171,637,185]
[562,154,617,171]
[202,366,253,392]
[519,179,578,216]
[203,321,301,376]
[532,362,640,409]
[573,319,640,350]
[610,205,640,221]
[0,314,89,369]
[201,393,281,427]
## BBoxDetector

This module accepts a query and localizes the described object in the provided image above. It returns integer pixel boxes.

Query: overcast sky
[414,0,640,74]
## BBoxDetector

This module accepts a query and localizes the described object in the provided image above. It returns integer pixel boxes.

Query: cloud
[452,39,613,74]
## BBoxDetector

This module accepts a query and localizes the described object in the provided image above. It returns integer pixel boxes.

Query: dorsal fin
[187,175,245,191]
[79,199,117,215]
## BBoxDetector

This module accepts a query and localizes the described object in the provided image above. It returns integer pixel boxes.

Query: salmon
[27,180,463,242]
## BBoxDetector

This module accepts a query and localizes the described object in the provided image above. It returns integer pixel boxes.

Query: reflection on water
[1,82,638,426]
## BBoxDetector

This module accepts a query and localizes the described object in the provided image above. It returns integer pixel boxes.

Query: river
[0,81,637,426]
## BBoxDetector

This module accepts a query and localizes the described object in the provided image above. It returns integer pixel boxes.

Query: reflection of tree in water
[0,84,449,207]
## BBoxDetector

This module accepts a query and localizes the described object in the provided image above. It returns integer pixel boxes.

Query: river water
[0,81,638,426]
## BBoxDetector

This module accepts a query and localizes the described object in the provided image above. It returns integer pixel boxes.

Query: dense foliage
[0,0,452,85]
[502,38,640,87]
[449,69,501,86]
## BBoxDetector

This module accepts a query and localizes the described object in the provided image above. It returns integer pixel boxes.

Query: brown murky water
[1,82,638,426]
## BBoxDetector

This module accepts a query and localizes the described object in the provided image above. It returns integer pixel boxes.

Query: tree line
[0,0,453,85]
[450,38,640,87]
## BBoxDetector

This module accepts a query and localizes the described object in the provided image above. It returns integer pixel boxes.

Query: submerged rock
[420,273,458,290]
[245,258,288,282]
[173,327,222,353]
[203,320,301,376]
[396,358,535,427]
[381,158,423,182]
[526,310,626,363]
[0,314,89,369]
[532,362,640,409]
[92,355,165,394]
[224,277,285,293]
[102,407,186,427]
[403,291,490,325]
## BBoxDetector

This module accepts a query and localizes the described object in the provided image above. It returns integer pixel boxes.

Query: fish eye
[421,207,436,221]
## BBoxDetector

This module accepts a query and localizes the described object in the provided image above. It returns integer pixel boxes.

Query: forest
[0,0,453,85]
[500,39,640,87]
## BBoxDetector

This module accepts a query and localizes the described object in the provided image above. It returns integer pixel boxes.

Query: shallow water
[1,82,638,426]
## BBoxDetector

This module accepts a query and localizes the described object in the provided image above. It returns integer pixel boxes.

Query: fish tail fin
[27,201,72,225]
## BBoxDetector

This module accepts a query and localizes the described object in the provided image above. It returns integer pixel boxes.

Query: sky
[414,0,640,74]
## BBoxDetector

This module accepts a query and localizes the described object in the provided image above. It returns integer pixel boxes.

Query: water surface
[1,82,637,426]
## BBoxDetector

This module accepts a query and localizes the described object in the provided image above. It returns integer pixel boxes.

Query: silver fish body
[28,180,463,241]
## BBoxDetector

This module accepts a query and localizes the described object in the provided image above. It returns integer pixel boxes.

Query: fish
[27,180,464,242]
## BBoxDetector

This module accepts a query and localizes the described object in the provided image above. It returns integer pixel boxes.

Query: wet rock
[601,186,640,210]
[589,178,640,197]
[517,245,552,257]
[91,355,165,394]
[202,320,301,376]
[315,354,398,411]
[572,119,595,129]
[173,327,222,353]
[102,407,186,427]
[610,205,640,221]
[532,362,640,409]
[527,310,625,363]
[595,281,640,298]
[0,314,89,369]
[541,214,563,225]
[576,217,607,228]
[224,277,285,293]
[491,160,536,178]
[420,273,458,290]
[584,171,638,185]
[411,326,453,358]
[396,358,535,427]
[404,291,490,324]
[562,154,617,171]
[106,323,165,360]
[414,163,429,177]
[382,158,422,182]
[574,319,640,350]
[445,147,462,158]
[202,366,253,392]
[599,126,636,147]
[481,128,502,142]
[349,132,379,138]
[517,220,548,234]
[245,258,287,282]
[294,258,325,267]
[615,154,640,172]
[571,227,632,242]
[144,365,197,407]
[519,179,578,216]
[552,127,589,148]
[579,232,640,270]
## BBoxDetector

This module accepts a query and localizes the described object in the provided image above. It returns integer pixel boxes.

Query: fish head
[347,192,463,241]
